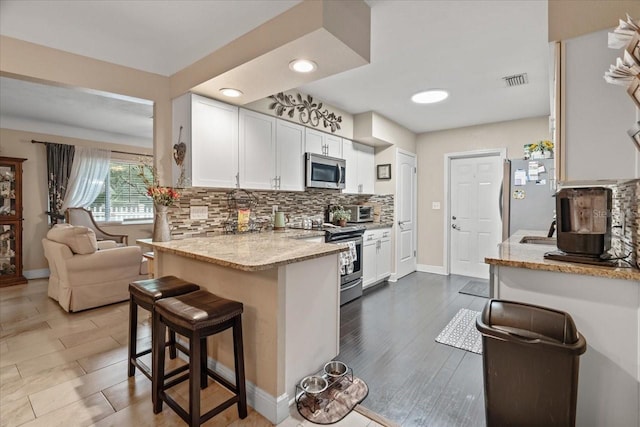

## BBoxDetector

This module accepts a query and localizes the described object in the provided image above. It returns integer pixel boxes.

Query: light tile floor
[0,279,386,426]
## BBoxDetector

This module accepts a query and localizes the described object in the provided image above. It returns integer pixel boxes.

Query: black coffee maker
[545,187,613,264]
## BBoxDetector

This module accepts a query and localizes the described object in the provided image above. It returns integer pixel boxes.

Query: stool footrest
[205,368,237,394]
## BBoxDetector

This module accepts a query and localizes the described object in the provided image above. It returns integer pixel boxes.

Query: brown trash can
[476,299,587,427]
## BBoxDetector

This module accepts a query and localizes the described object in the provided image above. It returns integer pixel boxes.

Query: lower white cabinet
[342,139,375,194]
[363,228,391,288]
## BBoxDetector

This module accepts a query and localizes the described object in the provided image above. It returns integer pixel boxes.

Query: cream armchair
[43,224,148,312]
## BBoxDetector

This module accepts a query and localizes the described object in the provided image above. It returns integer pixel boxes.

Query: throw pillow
[47,224,98,254]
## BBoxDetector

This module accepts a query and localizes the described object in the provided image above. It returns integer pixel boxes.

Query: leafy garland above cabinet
[268,92,343,133]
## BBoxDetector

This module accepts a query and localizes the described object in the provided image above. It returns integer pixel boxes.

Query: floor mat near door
[458,279,489,298]
[435,308,483,354]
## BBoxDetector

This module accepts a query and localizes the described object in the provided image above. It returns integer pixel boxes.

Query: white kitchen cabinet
[172,93,239,188]
[239,109,276,190]
[239,109,305,191]
[363,228,391,288]
[342,139,375,194]
[305,128,342,158]
[276,120,305,191]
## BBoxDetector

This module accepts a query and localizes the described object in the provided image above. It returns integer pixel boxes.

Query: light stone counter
[485,229,639,281]
[140,229,341,272]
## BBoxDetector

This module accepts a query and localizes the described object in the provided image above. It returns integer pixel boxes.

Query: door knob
[452,224,460,230]
[452,216,457,220]
[398,220,406,227]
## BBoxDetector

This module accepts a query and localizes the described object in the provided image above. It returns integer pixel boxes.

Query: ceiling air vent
[502,73,529,87]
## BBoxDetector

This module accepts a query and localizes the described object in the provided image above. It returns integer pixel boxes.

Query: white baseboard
[205,357,289,424]
[174,345,288,425]
[417,264,447,275]
[24,269,49,279]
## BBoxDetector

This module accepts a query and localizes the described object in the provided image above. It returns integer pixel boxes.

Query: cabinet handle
[236,173,239,188]
[277,176,281,189]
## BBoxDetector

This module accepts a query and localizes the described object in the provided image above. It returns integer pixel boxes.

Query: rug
[296,375,369,424]
[435,308,483,354]
[458,279,489,298]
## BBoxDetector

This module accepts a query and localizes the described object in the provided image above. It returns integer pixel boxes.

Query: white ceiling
[0,0,550,145]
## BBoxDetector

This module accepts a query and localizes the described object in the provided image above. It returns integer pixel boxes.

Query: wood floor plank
[16,336,120,379]
[28,360,129,417]
[4,319,96,351]
[0,395,35,427]
[0,336,65,368]
[19,392,115,427]
[1,361,85,404]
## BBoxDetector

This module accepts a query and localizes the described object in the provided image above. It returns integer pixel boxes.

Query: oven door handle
[341,278,362,292]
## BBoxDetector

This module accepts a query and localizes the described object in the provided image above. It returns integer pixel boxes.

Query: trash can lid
[476,299,586,354]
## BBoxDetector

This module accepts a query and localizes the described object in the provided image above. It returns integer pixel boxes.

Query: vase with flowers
[526,140,554,159]
[137,164,180,242]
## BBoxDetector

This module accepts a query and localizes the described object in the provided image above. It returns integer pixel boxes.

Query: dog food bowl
[300,375,328,395]
[323,360,348,379]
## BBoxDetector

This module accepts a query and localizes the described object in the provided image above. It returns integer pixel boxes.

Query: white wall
[416,116,549,269]
[564,29,639,181]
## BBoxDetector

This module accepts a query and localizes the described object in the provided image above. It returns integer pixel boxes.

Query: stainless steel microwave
[305,153,346,189]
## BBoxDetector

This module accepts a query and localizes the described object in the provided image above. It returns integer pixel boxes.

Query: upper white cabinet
[239,109,305,191]
[239,109,276,190]
[172,93,239,188]
[276,120,305,191]
[305,128,342,158]
[342,139,375,194]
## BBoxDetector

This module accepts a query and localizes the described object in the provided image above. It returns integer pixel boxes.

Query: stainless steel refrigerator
[501,158,556,240]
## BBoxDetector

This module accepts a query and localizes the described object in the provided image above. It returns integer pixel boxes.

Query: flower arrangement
[136,163,180,207]
[527,140,554,153]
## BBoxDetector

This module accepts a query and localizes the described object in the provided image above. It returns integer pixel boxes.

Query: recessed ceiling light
[220,88,243,98]
[289,59,318,73]
[411,90,449,104]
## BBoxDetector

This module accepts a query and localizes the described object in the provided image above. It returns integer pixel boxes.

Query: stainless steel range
[324,225,365,305]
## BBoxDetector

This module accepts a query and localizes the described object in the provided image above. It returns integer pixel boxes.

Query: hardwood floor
[338,272,488,427]
[0,279,385,427]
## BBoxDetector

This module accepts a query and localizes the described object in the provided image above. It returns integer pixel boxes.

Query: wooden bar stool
[152,289,248,426]
[128,276,200,380]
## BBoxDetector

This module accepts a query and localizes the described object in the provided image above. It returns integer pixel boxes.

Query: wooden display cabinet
[0,157,27,286]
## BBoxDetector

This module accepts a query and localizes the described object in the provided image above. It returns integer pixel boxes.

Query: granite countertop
[364,222,394,230]
[140,230,344,272]
[485,230,640,281]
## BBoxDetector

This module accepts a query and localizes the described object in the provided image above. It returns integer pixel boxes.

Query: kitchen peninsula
[486,230,640,427]
[144,230,343,424]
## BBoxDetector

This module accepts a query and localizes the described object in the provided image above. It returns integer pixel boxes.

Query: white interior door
[450,155,502,278]
[396,150,417,279]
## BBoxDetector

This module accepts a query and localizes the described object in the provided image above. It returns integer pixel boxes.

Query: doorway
[395,149,417,280]
[445,149,505,278]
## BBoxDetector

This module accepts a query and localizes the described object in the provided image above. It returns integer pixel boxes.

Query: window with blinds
[89,159,154,222]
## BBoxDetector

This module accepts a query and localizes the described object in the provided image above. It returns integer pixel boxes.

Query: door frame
[443,148,506,276]
[392,148,417,282]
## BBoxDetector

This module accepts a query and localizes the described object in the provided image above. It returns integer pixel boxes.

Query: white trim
[394,148,418,280]
[387,274,399,283]
[205,355,290,425]
[417,264,447,275]
[24,269,49,279]
[173,347,289,425]
[443,148,507,276]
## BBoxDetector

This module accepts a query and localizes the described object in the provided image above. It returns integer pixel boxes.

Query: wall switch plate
[190,206,208,220]
[432,202,441,210]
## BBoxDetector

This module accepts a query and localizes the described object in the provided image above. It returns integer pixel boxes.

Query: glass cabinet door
[0,164,17,218]
[0,222,17,277]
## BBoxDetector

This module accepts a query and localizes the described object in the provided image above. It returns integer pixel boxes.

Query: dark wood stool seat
[128,276,200,380]
[153,289,247,426]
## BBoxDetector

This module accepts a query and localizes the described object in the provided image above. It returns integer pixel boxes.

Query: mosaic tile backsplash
[611,179,639,268]
[167,188,394,239]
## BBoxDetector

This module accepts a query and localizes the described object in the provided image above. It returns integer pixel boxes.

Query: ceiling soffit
[171,0,371,105]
